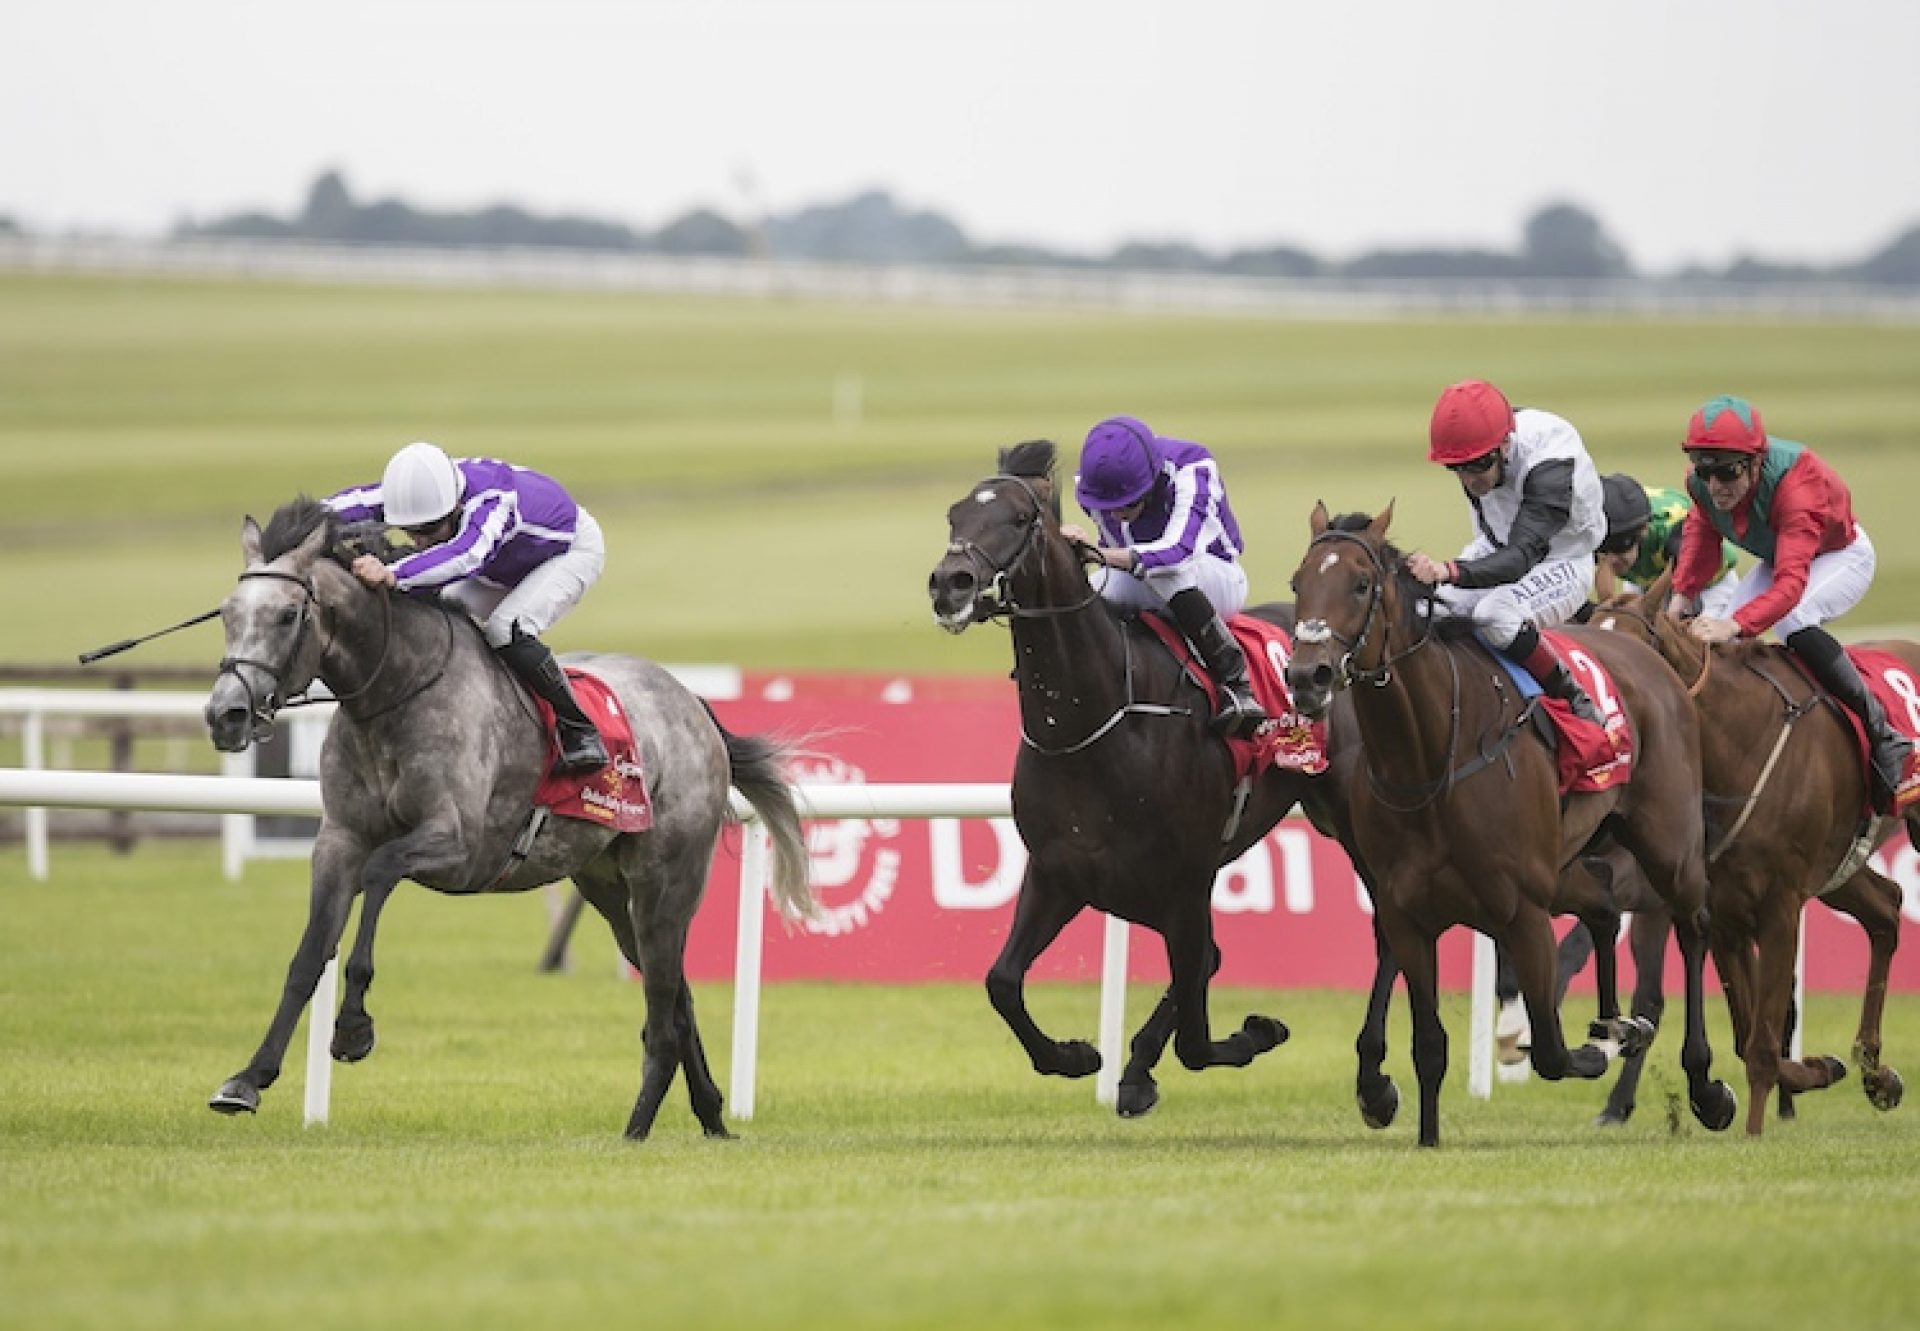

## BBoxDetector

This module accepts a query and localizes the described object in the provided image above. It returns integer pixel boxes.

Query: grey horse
[202,496,813,1139]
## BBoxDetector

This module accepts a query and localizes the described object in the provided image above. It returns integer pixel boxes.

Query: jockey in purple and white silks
[326,441,609,774]
[1060,415,1267,738]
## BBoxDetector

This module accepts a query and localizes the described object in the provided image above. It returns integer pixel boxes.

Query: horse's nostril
[951,570,975,593]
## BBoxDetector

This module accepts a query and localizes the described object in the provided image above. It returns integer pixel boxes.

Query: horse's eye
[1355,576,1372,597]
[277,607,298,627]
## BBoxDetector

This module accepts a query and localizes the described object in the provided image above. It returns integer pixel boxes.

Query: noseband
[216,566,395,737]
[945,474,1099,622]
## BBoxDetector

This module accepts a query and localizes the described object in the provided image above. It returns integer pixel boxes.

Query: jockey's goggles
[1445,450,1502,476]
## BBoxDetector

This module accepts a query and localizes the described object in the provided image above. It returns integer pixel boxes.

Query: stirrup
[1211,689,1267,739]
[553,727,609,776]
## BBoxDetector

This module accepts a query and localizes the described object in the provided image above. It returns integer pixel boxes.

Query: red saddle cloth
[1142,614,1329,783]
[531,668,653,833]
[1539,631,1636,796]
[1808,646,1920,815]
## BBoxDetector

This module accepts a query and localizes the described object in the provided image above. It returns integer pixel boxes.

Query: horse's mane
[1322,510,1473,642]
[997,439,1062,521]
[259,495,339,563]
[260,495,399,567]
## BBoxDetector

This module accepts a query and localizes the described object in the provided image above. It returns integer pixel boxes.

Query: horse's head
[928,439,1066,632]
[204,497,364,751]
[1284,501,1402,718]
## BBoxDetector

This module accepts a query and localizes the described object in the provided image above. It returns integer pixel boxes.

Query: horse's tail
[712,714,818,924]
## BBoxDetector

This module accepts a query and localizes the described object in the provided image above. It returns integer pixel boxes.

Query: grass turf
[3,843,1919,1330]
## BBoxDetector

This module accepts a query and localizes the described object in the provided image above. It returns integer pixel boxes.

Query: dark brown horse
[1284,505,1735,1146]
[928,441,1388,1118]
[1593,577,1912,1133]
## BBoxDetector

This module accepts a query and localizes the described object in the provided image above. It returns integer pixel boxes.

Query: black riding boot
[1788,626,1912,810]
[496,630,609,776]
[1509,623,1603,726]
[1167,588,1267,739]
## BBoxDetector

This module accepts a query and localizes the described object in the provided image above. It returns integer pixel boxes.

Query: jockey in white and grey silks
[327,441,609,774]
[1406,379,1609,723]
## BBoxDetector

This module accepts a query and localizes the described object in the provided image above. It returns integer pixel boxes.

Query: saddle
[1785,645,1920,815]
[530,668,653,832]
[1493,631,1636,796]
[1140,613,1328,782]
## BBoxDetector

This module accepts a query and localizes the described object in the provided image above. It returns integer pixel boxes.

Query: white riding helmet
[381,441,462,527]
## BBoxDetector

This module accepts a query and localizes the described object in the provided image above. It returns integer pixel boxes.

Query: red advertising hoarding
[681,674,1920,992]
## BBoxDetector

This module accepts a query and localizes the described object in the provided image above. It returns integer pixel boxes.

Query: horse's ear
[241,517,263,567]
[1031,474,1057,510]
[1309,501,1330,536]
[1643,564,1675,611]
[1369,500,1396,538]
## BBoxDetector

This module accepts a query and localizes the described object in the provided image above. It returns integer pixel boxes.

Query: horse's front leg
[1502,900,1608,1085]
[1167,911,1287,1073]
[209,827,367,1114]
[984,865,1100,1080]
[1355,914,1402,1129]
[331,815,470,1065]
[1116,984,1178,1119]
[1378,906,1447,1147]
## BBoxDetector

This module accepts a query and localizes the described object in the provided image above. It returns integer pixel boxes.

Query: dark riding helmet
[1075,416,1163,512]
[1598,473,1652,555]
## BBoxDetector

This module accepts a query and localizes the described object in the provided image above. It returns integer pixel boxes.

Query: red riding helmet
[1683,396,1767,455]
[1428,380,1515,465]
[1075,416,1162,511]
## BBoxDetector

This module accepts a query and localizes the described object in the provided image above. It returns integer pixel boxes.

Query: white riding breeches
[439,507,606,648]
[1092,553,1249,616]
[1434,555,1594,650]
[1731,527,1876,638]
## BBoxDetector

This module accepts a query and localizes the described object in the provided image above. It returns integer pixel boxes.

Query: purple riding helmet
[1075,416,1163,511]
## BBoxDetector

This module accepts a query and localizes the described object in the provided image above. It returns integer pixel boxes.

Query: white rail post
[729,821,772,1121]
[1095,915,1130,1106]
[1468,931,1495,1100]
[23,706,47,880]
[304,956,338,1127]
[220,748,255,882]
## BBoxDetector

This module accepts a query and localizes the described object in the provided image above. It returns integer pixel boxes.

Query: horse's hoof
[1568,1044,1610,1079]
[1042,1040,1101,1079]
[1593,1104,1633,1128]
[1116,1080,1160,1119]
[702,1121,734,1140]
[1358,1079,1400,1130]
[1866,1068,1905,1111]
[1815,1055,1848,1085]
[330,1025,375,1064]
[1242,1015,1290,1055]
[1611,1017,1657,1060]
[1691,1080,1737,1132]
[208,1078,260,1115]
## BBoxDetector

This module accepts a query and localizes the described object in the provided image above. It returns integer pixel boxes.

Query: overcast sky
[7,0,1918,271]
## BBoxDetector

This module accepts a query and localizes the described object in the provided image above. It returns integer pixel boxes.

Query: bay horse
[1285,505,1735,1146]
[928,440,1375,1118]
[1592,576,1911,1133]
[202,497,813,1139]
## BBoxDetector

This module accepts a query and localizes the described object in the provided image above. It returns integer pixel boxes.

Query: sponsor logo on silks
[794,754,901,938]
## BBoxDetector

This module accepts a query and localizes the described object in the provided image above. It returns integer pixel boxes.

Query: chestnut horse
[1593,577,1911,1133]
[1285,505,1735,1146]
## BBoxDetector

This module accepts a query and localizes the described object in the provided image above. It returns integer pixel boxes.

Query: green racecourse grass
[2,270,1919,678]
[4,844,1920,1331]
[5,274,1920,1328]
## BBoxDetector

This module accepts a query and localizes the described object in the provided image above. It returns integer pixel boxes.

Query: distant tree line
[138,170,1911,286]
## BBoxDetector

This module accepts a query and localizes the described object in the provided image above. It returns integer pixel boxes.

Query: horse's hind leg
[539,887,587,974]
[1827,870,1906,1111]
[1502,901,1607,1084]
[1116,984,1177,1119]
[1596,905,1671,1126]
[1744,894,1845,1134]
[1166,910,1287,1074]
[620,844,715,1142]
[985,866,1100,1080]
[673,980,730,1138]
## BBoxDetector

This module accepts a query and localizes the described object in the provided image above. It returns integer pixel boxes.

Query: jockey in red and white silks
[1406,380,1609,722]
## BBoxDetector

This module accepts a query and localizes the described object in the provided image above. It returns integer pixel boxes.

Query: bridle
[215,562,444,739]
[946,473,1100,623]
[1292,528,1435,690]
